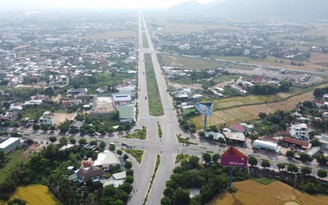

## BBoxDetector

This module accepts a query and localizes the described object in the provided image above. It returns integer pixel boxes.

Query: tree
[0,151,4,162]
[316,154,328,166]
[59,137,68,146]
[79,138,87,145]
[286,150,294,158]
[116,149,123,156]
[161,196,172,205]
[173,188,190,205]
[287,164,299,173]
[317,169,327,178]
[188,156,200,169]
[89,140,97,146]
[301,167,312,175]
[299,153,312,162]
[33,124,40,130]
[218,137,225,144]
[109,143,116,151]
[202,153,212,164]
[49,136,57,143]
[198,131,205,137]
[99,141,106,152]
[125,161,132,169]
[259,112,267,119]
[261,159,271,169]
[69,138,76,144]
[248,156,258,167]
[212,153,220,162]
[310,139,321,147]
[125,176,134,184]
[277,163,286,171]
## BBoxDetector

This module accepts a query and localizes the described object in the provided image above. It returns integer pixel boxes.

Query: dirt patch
[169,82,202,89]
[51,94,62,103]
[53,112,76,125]
[21,143,40,159]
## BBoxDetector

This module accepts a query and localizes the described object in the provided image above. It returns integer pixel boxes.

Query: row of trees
[249,80,292,95]
[248,156,328,178]
[161,154,249,205]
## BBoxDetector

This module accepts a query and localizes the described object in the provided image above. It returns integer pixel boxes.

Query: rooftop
[94,150,120,167]
[0,137,20,149]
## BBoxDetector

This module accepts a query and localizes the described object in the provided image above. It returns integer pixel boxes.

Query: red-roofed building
[229,123,247,134]
[81,158,94,168]
[281,137,311,149]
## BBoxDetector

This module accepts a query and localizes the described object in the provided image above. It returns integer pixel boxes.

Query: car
[145,96,147,100]
[121,143,128,146]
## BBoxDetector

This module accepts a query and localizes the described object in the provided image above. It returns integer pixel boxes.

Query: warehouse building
[0,137,20,154]
[253,139,281,154]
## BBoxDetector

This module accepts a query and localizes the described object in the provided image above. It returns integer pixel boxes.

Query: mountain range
[169,0,328,19]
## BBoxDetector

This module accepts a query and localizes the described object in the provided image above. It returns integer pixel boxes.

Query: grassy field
[124,149,144,163]
[0,185,61,205]
[190,88,318,129]
[0,149,25,184]
[142,32,149,48]
[209,180,328,205]
[144,54,164,116]
[158,54,225,70]
[122,127,147,139]
[252,177,276,185]
[175,154,191,164]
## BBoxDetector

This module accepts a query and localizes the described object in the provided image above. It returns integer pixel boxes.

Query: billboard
[220,147,248,167]
[195,102,213,116]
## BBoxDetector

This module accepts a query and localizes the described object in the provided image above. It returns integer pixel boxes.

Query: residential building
[281,137,311,149]
[0,137,20,154]
[1,111,18,122]
[38,111,55,125]
[70,121,83,130]
[76,166,105,182]
[112,93,132,106]
[222,128,246,143]
[307,146,321,157]
[205,131,225,141]
[229,123,247,134]
[289,123,312,141]
[117,104,136,123]
[94,150,121,171]
[315,134,328,150]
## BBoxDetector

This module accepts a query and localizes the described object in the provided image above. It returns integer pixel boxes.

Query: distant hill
[169,0,328,19]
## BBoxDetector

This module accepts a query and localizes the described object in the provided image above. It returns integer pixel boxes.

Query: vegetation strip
[142,32,149,48]
[177,134,197,145]
[144,53,164,116]
[121,126,147,140]
[143,155,161,205]
[123,149,144,163]
[157,122,163,138]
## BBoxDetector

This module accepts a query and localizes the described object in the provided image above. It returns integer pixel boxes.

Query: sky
[0,0,219,10]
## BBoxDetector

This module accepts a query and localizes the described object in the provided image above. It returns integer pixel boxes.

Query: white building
[315,134,328,150]
[38,111,55,125]
[94,150,120,171]
[289,124,312,141]
[252,140,280,154]
[0,137,20,154]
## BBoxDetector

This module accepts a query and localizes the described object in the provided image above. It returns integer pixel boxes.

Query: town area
[1,9,328,205]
